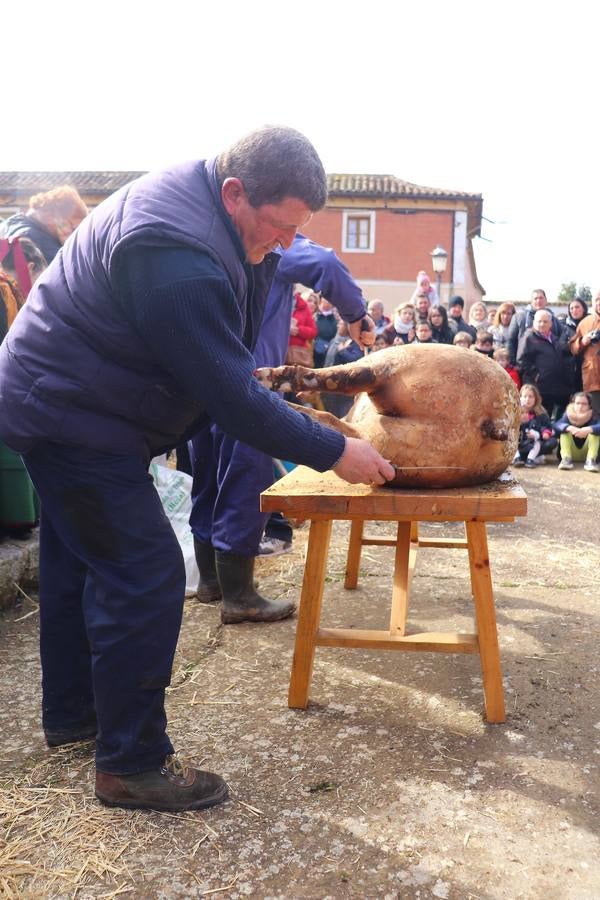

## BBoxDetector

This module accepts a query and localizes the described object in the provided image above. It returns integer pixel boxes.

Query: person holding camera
[570,293,600,415]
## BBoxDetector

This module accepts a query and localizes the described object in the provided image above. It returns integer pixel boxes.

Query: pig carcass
[255,343,520,488]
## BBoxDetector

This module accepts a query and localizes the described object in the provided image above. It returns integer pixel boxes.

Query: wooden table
[261,467,527,723]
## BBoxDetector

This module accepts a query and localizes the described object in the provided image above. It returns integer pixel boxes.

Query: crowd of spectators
[286,285,600,473]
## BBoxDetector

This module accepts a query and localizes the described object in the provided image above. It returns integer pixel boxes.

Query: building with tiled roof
[304,173,484,308]
[0,170,485,309]
[0,172,145,213]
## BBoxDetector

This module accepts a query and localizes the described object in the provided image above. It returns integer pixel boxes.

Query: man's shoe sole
[45,725,97,747]
[95,781,229,811]
[221,603,296,625]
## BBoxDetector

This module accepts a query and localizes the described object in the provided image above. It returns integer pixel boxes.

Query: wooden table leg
[288,519,333,709]
[465,521,506,723]
[344,519,364,589]
[389,521,414,635]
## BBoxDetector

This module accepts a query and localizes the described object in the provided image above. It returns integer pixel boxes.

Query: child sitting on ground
[553,392,600,472]
[512,383,557,468]
[493,347,521,388]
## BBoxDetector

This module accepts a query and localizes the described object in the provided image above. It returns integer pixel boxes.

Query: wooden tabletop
[261,467,527,521]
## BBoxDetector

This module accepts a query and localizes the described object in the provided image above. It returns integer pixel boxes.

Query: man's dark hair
[449,295,465,309]
[216,125,328,210]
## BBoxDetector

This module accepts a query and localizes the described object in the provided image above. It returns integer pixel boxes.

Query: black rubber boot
[215,551,296,624]
[193,539,222,603]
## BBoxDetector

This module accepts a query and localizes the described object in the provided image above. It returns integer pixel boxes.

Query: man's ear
[221,178,247,215]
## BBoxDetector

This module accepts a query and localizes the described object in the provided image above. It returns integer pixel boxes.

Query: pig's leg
[286,402,362,439]
[254,362,376,396]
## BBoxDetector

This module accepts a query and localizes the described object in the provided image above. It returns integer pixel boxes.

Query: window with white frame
[342,210,375,253]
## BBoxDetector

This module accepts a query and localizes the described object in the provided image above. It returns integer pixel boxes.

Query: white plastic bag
[149,460,199,595]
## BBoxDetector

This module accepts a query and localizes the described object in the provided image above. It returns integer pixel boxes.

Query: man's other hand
[348,315,375,349]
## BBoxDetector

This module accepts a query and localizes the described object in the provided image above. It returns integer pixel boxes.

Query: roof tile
[0,171,480,202]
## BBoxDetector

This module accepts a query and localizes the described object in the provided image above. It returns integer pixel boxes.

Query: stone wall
[0,530,39,610]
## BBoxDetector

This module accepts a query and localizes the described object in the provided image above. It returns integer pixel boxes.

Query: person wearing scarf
[383,302,416,345]
[468,300,488,331]
[554,392,600,471]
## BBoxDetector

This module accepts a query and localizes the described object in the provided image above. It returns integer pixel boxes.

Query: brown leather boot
[215,551,296,624]
[95,755,228,811]
[194,539,222,603]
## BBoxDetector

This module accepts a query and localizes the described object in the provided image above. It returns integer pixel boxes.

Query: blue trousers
[23,443,185,774]
[189,425,273,555]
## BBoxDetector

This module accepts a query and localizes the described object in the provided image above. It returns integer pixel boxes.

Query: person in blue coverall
[0,126,393,812]
[189,234,371,624]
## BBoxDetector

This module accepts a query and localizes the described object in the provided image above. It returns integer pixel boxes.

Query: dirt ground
[1,463,599,899]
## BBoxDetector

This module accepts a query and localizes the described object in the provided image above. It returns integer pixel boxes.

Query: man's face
[594,295,600,315]
[531,291,547,309]
[417,297,430,316]
[449,303,462,319]
[221,179,312,264]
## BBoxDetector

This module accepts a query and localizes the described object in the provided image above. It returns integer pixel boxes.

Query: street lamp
[430,245,448,304]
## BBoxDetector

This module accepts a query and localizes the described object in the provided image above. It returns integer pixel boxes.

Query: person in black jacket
[558,297,588,392]
[428,305,454,344]
[512,383,558,467]
[473,330,495,359]
[511,288,562,362]
[517,309,572,419]
[448,295,477,341]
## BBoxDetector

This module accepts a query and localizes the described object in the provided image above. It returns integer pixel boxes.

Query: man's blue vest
[0,160,259,458]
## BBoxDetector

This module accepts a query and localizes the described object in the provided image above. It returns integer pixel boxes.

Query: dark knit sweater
[121,244,345,467]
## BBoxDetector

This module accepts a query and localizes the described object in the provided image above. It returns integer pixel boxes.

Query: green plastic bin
[0,441,39,529]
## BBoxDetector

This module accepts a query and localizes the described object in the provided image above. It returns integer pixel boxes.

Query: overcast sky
[4,1,598,303]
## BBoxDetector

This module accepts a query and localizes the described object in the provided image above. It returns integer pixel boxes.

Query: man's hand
[332,437,395,485]
[348,315,376,350]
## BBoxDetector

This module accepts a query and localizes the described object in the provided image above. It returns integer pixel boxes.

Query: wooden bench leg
[344,519,364,589]
[288,519,332,709]
[465,521,506,723]
[389,521,415,635]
